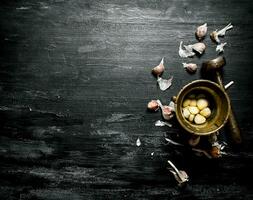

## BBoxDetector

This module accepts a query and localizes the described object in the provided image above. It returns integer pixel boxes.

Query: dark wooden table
[1,0,253,199]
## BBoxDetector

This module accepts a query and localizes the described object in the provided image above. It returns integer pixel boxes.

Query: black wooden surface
[1,0,253,199]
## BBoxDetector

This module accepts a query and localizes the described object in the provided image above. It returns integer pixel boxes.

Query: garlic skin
[157,76,173,91]
[179,41,195,58]
[194,114,206,124]
[216,42,227,53]
[156,100,174,121]
[196,23,207,41]
[147,100,159,112]
[182,63,197,73]
[188,43,206,54]
[152,58,165,76]
[210,23,233,43]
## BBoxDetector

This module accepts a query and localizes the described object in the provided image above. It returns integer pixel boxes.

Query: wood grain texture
[1,0,253,199]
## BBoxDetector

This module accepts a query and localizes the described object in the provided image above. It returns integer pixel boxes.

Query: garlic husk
[157,76,173,91]
[155,120,172,127]
[152,58,165,76]
[182,63,198,73]
[157,100,174,120]
[211,23,233,43]
[136,138,141,146]
[210,31,220,43]
[179,41,195,58]
[196,23,207,41]
[216,42,227,53]
[147,100,159,112]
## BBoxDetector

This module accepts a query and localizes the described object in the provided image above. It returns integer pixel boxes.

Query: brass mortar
[175,80,230,136]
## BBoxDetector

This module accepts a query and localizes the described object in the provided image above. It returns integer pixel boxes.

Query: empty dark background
[1,0,253,199]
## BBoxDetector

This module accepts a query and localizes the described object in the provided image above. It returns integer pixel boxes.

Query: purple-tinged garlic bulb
[196,23,207,41]
[216,42,227,53]
[210,23,233,43]
[147,100,159,112]
[182,63,197,73]
[152,58,165,76]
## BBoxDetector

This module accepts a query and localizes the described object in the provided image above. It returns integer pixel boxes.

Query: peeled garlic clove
[178,41,195,58]
[197,99,208,110]
[152,58,165,76]
[194,114,206,124]
[210,31,220,43]
[200,107,211,118]
[191,42,206,54]
[189,99,197,107]
[182,63,197,73]
[196,23,207,41]
[183,107,190,119]
[188,106,199,115]
[157,76,173,91]
[183,99,191,107]
[147,100,159,111]
[188,114,195,122]
[216,42,227,54]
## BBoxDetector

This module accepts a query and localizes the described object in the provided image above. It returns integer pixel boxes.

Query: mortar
[175,80,230,136]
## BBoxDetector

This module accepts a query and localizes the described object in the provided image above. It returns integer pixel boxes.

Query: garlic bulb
[147,100,159,111]
[196,23,207,41]
[194,114,206,124]
[178,41,195,58]
[216,42,227,53]
[210,23,233,43]
[182,63,197,73]
[152,58,165,76]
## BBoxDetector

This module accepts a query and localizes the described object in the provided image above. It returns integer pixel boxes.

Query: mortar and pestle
[173,56,241,146]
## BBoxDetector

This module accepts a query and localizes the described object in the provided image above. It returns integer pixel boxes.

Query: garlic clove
[216,42,227,54]
[183,99,191,107]
[194,114,206,124]
[188,114,195,122]
[162,106,174,120]
[179,41,195,58]
[200,107,211,118]
[196,23,207,41]
[188,106,199,115]
[147,100,159,112]
[182,63,198,73]
[197,99,209,110]
[157,76,173,91]
[210,31,220,43]
[183,107,190,119]
[152,58,165,76]
[189,99,197,107]
[191,42,206,54]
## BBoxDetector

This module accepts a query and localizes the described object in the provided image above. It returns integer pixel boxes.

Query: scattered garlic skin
[197,99,209,110]
[200,107,211,118]
[179,41,195,58]
[147,100,159,112]
[162,106,174,120]
[189,99,197,107]
[210,23,233,43]
[188,106,199,115]
[183,99,191,107]
[183,107,190,119]
[216,42,227,53]
[152,58,165,76]
[188,114,195,122]
[194,114,206,124]
[189,43,206,54]
[196,23,207,41]
[182,63,198,73]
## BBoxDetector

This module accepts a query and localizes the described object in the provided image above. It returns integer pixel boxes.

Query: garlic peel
[216,42,227,53]
[157,76,173,91]
[211,23,233,43]
[147,100,159,111]
[179,41,195,58]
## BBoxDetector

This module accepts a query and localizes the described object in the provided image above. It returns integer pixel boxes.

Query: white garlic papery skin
[157,76,173,91]
[147,100,159,111]
[210,23,233,43]
[179,41,195,58]
[182,63,198,73]
[216,42,227,53]
[196,23,207,41]
[152,58,165,76]
[194,114,206,124]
